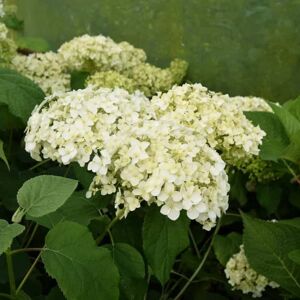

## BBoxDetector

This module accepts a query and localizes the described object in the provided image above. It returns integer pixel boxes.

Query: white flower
[225,245,279,297]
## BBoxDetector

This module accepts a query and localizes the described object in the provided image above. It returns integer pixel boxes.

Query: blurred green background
[16,0,300,102]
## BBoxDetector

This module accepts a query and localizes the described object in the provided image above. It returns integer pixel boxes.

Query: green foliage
[213,232,242,266]
[256,183,282,214]
[242,213,300,297]
[16,36,50,52]
[0,219,24,255]
[106,243,146,300]
[143,206,190,284]
[0,68,45,123]
[42,221,120,300]
[13,175,78,222]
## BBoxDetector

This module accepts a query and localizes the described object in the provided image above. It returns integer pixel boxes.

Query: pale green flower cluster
[225,245,279,297]
[25,87,229,230]
[0,22,17,67]
[151,84,266,164]
[12,52,71,95]
[87,59,187,97]
[86,70,137,93]
[58,34,147,73]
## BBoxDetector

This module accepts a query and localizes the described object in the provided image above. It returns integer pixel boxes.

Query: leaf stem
[24,223,39,248]
[173,218,222,300]
[96,210,124,245]
[188,228,200,258]
[10,247,43,255]
[29,159,51,171]
[0,293,14,299]
[282,159,300,184]
[16,251,42,294]
[5,249,16,297]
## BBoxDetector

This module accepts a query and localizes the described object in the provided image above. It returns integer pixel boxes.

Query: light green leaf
[268,102,300,140]
[107,243,146,300]
[283,96,300,122]
[289,250,300,266]
[256,183,282,214]
[213,232,242,266]
[27,192,99,229]
[13,175,78,222]
[42,221,119,300]
[0,68,45,123]
[143,206,190,284]
[242,213,300,297]
[245,111,289,161]
[0,139,9,170]
[0,219,25,255]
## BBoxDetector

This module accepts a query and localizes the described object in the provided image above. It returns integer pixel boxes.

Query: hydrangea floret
[225,245,279,297]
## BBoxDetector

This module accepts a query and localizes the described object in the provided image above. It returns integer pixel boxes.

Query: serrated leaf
[268,102,300,140]
[213,232,242,266]
[0,219,24,255]
[242,213,300,296]
[13,175,78,222]
[41,221,119,300]
[143,206,190,284]
[256,183,282,214]
[0,68,45,123]
[107,243,146,300]
[0,139,9,170]
[245,111,289,161]
[28,192,100,229]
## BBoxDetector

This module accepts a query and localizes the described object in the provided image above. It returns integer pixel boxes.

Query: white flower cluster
[151,84,266,163]
[225,245,279,297]
[25,87,230,230]
[231,95,272,113]
[12,52,71,95]
[58,34,147,72]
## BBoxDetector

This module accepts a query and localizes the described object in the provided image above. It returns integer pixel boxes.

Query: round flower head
[25,87,229,230]
[225,245,279,297]
[0,22,17,67]
[58,34,146,73]
[12,52,71,95]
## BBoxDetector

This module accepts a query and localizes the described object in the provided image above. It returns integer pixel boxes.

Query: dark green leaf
[42,221,119,300]
[0,219,24,255]
[13,175,78,222]
[256,183,282,214]
[242,213,300,296]
[107,243,146,300]
[0,68,45,123]
[143,206,190,284]
[289,250,300,265]
[245,111,289,161]
[213,232,242,266]
[228,170,247,206]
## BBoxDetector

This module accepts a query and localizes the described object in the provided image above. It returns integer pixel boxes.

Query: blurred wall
[16,0,300,102]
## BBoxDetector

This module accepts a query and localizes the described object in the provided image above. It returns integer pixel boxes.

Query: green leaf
[0,219,25,255]
[107,243,147,300]
[268,102,300,140]
[13,175,78,222]
[289,250,300,265]
[27,192,99,229]
[213,232,242,266]
[0,139,9,170]
[256,183,282,214]
[242,213,300,296]
[42,221,119,300]
[72,163,93,190]
[16,36,50,52]
[0,68,45,123]
[228,171,247,206]
[143,206,190,284]
[245,111,289,161]
[283,96,300,122]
